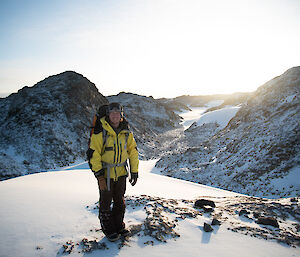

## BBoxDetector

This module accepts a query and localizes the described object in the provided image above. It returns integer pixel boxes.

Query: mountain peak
[0,71,108,179]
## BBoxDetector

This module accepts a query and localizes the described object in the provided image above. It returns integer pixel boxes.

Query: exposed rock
[256,217,280,228]
[253,212,260,218]
[211,218,221,226]
[81,238,108,252]
[0,74,185,179]
[61,195,299,254]
[202,206,213,213]
[62,240,75,254]
[203,223,214,232]
[194,199,216,208]
[0,71,107,180]
[239,209,250,216]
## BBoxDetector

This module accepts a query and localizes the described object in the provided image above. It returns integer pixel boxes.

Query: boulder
[239,209,250,216]
[194,199,216,208]
[203,223,214,232]
[256,217,279,228]
[211,218,221,226]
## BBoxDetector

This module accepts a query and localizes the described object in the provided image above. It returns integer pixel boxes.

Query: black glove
[94,168,105,178]
[129,172,138,186]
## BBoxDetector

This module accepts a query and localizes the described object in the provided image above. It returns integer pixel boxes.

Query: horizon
[1,65,295,100]
[1,0,300,98]
[0,70,255,100]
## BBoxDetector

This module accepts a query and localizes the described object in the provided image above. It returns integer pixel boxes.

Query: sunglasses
[108,103,123,113]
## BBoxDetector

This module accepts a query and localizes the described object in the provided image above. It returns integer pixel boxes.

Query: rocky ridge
[0,75,184,179]
[107,92,183,159]
[0,71,107,179]
[156,67,300,198]
[175,92,251,107]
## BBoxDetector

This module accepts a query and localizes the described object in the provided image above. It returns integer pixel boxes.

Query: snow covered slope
[156,67,300,198]
[0,161,299,257]
[195,106,240,129]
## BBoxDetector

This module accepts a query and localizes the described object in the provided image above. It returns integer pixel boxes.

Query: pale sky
[0,0,299,98]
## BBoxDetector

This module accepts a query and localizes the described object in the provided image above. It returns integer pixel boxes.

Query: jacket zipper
[119,134,123,163]
[113,140,117,180]
[116,136,120,163]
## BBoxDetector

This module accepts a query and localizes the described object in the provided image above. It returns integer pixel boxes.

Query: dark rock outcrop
[0,71,107,179]
[194,199,216,208]
[256,217,280,228]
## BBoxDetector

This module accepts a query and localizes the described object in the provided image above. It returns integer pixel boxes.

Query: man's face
[109,111,121,127]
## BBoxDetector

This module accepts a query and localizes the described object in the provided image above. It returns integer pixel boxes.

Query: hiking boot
[118,228,130,237]
[107,233,120,242]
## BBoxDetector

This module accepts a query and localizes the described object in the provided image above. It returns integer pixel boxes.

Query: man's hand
[97,176,107,191]
[129,173,138,186]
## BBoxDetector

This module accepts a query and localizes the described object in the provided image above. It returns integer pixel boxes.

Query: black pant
[98,176,126,236]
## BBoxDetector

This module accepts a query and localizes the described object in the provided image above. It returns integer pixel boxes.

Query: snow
[0,106,299,257]
[268,165,300,192]
[0,161,299,256]
[177,107,207,130]
[195,106,240,129]
[285,94,297,103]
[128,160,240,198]
[178,100,225,130]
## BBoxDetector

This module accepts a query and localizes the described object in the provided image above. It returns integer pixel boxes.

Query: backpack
[86,104,108,167]
[87,104,108,149]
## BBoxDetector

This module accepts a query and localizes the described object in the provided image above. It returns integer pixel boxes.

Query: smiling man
[88,102,139,242]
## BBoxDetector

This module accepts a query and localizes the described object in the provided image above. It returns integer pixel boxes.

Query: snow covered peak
[253,66,300,101]
[0,71,107,180]
[0,77,184,179]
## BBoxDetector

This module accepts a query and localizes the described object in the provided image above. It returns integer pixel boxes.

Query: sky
[0,0,299,98]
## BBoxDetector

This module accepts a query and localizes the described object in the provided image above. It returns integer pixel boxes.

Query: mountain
[157,97,192,112]
[1,67,299,198]
[0,71,108,180]
[1,67,299,255]
[175,92,252,107]
[107,92,183,159]
[156,67,300,198]
[0,76,184,180]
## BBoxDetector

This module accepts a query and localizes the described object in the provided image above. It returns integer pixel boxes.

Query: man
[88,102,139,241]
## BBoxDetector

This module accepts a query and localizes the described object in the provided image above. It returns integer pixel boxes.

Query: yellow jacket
[89,117,139,180]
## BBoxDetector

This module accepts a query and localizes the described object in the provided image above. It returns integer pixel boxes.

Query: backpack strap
[101,128,108,154]
[124,131,129,150]
[87,114,98,148]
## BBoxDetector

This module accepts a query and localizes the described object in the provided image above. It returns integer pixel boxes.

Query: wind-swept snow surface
[196,106,240,129]
[0,161,299,257]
